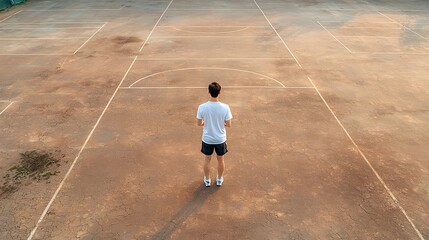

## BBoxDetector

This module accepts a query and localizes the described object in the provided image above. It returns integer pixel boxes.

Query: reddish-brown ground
[0,0,428,239]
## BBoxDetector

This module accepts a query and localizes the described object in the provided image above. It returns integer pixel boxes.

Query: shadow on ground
[151,184,219,240]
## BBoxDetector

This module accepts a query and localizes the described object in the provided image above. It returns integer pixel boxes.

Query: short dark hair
[208,82,221,98]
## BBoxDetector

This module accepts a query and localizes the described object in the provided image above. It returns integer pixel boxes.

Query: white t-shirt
[197,101,232,144]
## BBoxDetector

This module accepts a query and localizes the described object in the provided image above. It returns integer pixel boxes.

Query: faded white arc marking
[172,26,250,34]
[27,0,175,239]
[253,0,302,68]
[128,67,286,88]
[307,76,425,240]
[139,0,174,52]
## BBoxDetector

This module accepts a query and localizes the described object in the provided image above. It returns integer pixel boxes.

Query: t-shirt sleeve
[225,106,232,121]
[197,105,203,119]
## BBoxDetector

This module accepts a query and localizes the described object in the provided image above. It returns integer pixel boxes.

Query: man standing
[197,82,232,187]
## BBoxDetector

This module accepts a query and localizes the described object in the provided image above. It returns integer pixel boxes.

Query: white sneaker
[204,177,211,187]
[216,176,223,186]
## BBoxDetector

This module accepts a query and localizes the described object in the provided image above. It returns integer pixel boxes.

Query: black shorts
[201,141,228,156]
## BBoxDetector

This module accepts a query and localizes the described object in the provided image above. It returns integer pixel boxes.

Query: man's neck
[209,97,219,102]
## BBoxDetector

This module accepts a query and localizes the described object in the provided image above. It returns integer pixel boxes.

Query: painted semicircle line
[172,26,250,34]
[128,67,286,88]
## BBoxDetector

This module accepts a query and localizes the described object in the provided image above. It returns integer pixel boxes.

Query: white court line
[335,36,407,38]
[352,51,429,55]
[167,8,258,11]
[381,9,429,12]
[121,86,313,89]
[0,27,101,29]
[26,56,138,240]
[320,26,403,30]
[136,57,295,60]
[139,0,174,52]
[377,11,429,42]
[158,25,269,28]
[317,20,402,28]
[32,0,59,10]
[172,26,250,34]
[150,35,277,38]
[0,22,106,24]
[307,76,425,240]
[335,26,402,30]
[0,102,14,116]
[318,21,400,23]
[73,22,106,55]
[128,67,286,88]
[27,0,174,238]
[253,0,302,68]
[324,8,367,11]
[0,37,89,40]
[266,0,425,236]
[26,6,125,11]
[327,26,402,29]
[317,21,352,53]
[0,53,71,56]
[0,10,22,23]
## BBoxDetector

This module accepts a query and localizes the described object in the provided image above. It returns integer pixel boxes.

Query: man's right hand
[225,120,231,127]
[197,119,204,126]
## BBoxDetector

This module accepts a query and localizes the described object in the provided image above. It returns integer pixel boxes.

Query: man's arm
[225,106,232,127]
[196,105,204,126]
[225,119,231,127]
[197,118,204,126]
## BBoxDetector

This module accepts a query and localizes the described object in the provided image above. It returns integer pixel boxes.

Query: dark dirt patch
[1,150,64,198]
[37,69,63,79]
[112,36,142,45]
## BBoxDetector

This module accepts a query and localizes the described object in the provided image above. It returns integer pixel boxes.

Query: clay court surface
[0,0,428,239]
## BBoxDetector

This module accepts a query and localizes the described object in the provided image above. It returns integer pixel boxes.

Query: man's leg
[204,155,212,178]
[217,155,225,178]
